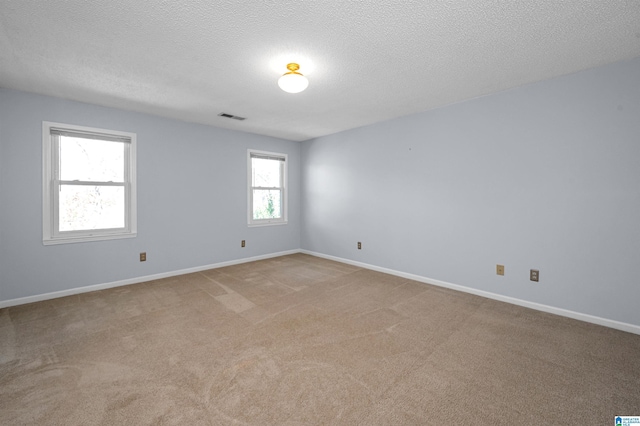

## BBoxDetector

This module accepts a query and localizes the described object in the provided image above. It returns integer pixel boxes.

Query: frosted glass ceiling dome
[278,63,309,94]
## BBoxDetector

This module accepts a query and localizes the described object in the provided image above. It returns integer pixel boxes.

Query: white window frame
[42,121,137,245]
[247,149,288,227]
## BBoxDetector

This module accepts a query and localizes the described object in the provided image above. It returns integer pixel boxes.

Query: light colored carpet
[1,253,639,425]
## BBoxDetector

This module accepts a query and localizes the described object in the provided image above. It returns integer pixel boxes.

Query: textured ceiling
[1,1,639,141]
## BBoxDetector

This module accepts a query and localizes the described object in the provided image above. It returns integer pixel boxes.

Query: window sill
[248,221,288,228]
[43,232,137,246]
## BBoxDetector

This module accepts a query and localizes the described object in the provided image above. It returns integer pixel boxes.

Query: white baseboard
[4,248,639,336]
[301,250,640,336]
[0,249,300,309]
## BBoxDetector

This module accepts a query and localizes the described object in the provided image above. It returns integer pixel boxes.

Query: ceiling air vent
[218,112,246,121]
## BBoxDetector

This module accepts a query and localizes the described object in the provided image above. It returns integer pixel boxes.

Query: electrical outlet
[530,269,539,282]
[241,240,245,248]
[496,264,504,276]
[140,252,146,262]
[357,242,362,250]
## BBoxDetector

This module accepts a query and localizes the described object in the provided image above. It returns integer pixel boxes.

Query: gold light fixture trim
[285,63,301,73]
[278,63,309,93]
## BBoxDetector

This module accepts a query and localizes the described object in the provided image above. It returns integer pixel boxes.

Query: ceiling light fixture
[278,63,309,94]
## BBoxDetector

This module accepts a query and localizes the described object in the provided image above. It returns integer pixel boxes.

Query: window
[248,149,287,226]
[42,121,137,245]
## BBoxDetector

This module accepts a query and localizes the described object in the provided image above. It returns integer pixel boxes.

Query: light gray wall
[301,57,640,327]
[0,88,301,302]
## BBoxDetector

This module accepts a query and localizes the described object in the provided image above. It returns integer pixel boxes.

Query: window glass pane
[252,158,281,187]
[60,136,125,182]
[252,189,281,220]
[59,185,125,231]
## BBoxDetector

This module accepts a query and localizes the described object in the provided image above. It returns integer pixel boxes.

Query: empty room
[1,1,639,425]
